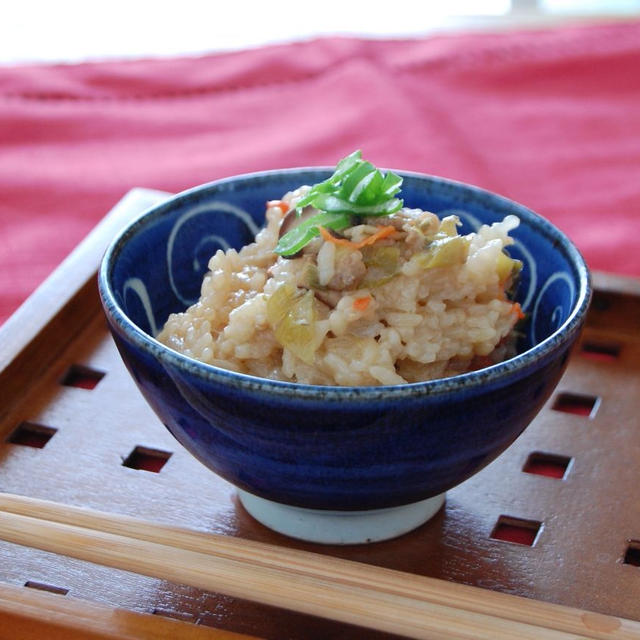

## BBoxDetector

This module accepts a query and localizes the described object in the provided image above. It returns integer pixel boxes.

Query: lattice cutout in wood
[490,516,543,547]
[24,581,69,596]
[580,340,621,362]
[61,364,105,390]
[122,446,172,473]
[623,542,640,568]
[552,392,600,418]
[523,452,572,479]
[6,422,57,449]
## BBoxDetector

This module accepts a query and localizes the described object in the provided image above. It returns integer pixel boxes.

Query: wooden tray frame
[1,189,639,640]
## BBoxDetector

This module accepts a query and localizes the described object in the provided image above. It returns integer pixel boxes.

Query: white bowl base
[237,490,446,544]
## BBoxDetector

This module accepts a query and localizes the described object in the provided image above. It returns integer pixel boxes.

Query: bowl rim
[98,167,592,402]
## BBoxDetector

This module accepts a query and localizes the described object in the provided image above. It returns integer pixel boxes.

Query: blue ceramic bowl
[99,169,590,519]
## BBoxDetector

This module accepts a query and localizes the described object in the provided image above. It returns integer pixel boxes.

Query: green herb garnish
[275,150,403,257]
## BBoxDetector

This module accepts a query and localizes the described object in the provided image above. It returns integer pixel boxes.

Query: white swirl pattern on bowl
[122,276,159,336]
[530,272,576,345]
[167,201,259,305]
[122,201,258,336]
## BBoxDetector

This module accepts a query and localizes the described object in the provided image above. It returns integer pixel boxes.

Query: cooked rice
[158,187,522,385]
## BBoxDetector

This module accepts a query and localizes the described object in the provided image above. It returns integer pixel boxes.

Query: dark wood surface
[1,190,639,640]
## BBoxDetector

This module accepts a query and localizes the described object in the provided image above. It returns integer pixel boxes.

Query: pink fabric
[1,21,639,325]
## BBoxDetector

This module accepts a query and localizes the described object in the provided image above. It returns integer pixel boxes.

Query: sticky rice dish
[158,154,523,386]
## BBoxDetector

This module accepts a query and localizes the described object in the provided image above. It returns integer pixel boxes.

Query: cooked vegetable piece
[278,205,315,240]
[496,251,523,283]
[353,296,372,312]
[438,215,461,237]
[414,236,470,269]
[361,245,400,287]
[267,200,289,214]
[361,245,400,271]
[512,302,526,320]
[266,283,295,326]
[301,261,323,289]
[266,284,322,364]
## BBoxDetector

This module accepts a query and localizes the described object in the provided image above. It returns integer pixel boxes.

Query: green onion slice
[274,211,352,257]
[275,150,404,256]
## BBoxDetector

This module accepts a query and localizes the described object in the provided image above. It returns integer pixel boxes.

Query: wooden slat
[1,492,639,640]
[0,581,256,640]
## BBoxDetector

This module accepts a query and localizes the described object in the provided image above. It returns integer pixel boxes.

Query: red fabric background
[1,21,639,325]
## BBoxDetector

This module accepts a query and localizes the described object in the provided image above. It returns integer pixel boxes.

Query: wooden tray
[1,189,639,640]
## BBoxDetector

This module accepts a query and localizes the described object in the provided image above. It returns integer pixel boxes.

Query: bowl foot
[237,490,446,544]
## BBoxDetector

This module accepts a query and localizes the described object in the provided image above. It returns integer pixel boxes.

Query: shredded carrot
[318,225,396,250]
[318,226,353,248]
[267,200,289,215]
[353,296,372,312]
[511,302,525,320]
